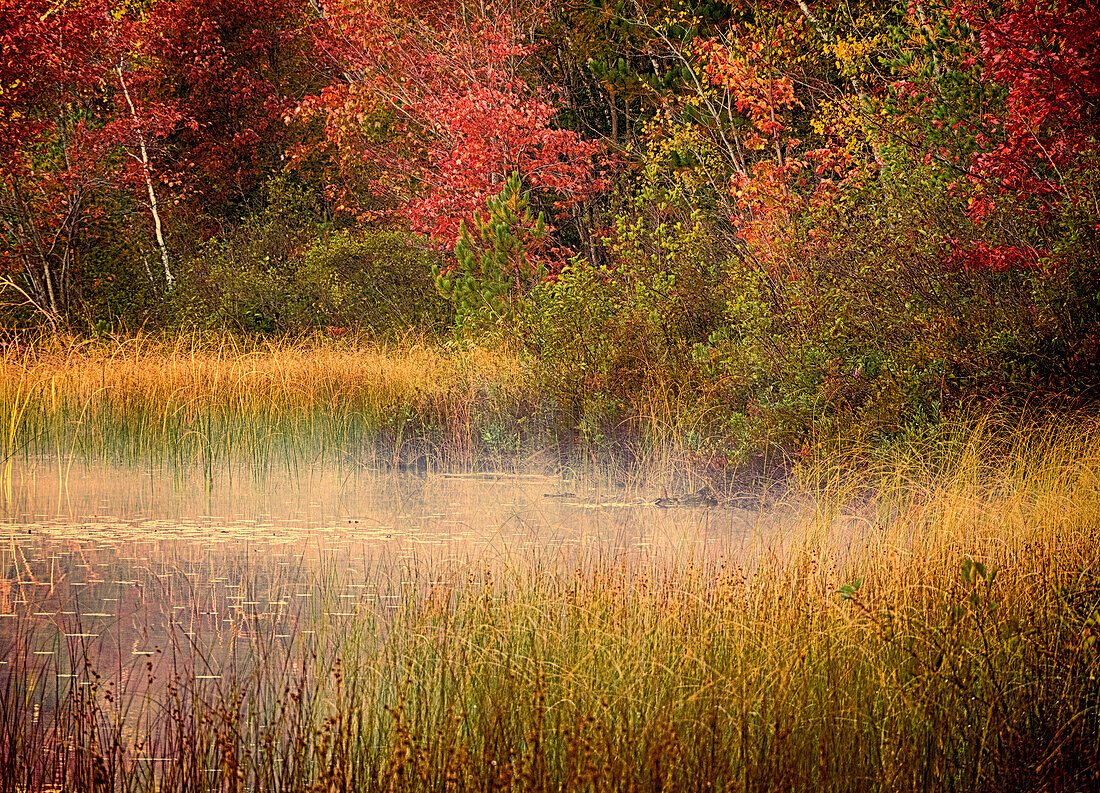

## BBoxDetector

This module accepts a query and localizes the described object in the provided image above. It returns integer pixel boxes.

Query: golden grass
[0,331,739,484]
[0,332,526,416]
[0,332,536,467]
[3,418,1099,791]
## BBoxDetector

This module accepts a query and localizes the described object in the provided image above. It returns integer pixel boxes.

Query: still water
[1,456,782,694]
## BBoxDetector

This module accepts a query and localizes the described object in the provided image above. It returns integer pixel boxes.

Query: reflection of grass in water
[3,420,1099,791]
[0,333,531,470]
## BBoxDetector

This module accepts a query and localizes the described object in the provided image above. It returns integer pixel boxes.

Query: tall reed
[0,333,539,470]
[2,417,1098,791]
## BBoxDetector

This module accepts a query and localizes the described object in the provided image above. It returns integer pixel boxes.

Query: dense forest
[2,0,1098,457]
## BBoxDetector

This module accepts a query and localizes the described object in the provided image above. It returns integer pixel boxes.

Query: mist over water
[1,455,777,725]
[2,454,769,556]
[3,425,1095,791]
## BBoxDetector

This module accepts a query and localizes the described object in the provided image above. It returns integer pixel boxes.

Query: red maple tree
[906,0,1100,270]
[299,0,603,251]
[124,0,310,216]
[0,0,114,315]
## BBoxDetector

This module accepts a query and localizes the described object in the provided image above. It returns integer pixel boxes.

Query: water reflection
[2,455,772,560]
[0,454,801,793]
[2,455,778,676]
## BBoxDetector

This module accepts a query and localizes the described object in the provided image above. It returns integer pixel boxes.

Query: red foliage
[945,239,1040,272]
[0,0,108,164]
[0,0,115,310]
[1,0,309,314]
[697,30,800,147]
[949,0,1099,269]
[692,25,857,279]
[730,144,862,279]
[125,0,308,213]
[962,0,1100,199]
[300,0,603,249]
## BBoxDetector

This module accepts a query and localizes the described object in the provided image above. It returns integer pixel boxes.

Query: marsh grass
[2,418,1099,791]
[0,332,773,497]
[0,333,541,472]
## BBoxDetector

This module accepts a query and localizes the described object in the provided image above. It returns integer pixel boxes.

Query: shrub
[172,175,449,335]
[696,161,1100,454]
[296,231,450,336]
[516,189,727,440]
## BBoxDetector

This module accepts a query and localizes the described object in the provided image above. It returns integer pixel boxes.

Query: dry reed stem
[0,334,527,415]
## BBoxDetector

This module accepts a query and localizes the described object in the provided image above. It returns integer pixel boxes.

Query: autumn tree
[124,0,315,224]
[0,0,114,317]
[884,0,1099,270]
[300,0,603,255]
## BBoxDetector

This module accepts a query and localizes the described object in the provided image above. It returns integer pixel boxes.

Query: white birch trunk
[117,63,174,292]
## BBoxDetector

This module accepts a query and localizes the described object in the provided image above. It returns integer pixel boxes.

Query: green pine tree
[433,172,548,334]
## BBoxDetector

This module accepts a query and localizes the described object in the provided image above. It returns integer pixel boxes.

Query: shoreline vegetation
[4,332,1096,484]
[0,331,814,486]
[2,416,1099,792]
[1,333,536,470]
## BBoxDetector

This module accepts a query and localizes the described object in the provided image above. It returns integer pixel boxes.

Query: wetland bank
[1,339,1098,792]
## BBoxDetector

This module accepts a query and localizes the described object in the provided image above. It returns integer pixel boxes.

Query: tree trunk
[117,63,174,292]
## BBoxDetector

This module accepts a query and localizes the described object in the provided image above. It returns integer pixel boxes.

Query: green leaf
[838,577,863,601]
